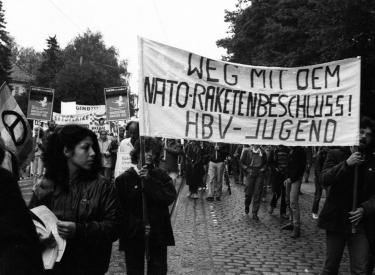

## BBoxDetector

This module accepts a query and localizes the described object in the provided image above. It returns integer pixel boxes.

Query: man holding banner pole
[115,136,176,274]
[317,116,375,274]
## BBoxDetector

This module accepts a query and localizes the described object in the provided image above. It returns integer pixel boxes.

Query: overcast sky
[4,0,240,91]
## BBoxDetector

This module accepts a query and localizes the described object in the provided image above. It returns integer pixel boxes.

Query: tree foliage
[35,35,63,88]
[21,30,132,114]
[0,1,13,85]
[9,36,43,76]
[217,0,375,117]
[56,30,130,108]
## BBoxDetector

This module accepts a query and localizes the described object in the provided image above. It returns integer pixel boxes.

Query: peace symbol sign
[1,110,28,146]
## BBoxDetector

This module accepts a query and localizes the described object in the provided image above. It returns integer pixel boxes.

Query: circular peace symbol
[1,110,28,146]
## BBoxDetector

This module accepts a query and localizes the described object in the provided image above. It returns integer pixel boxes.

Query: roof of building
[10,63,35,84]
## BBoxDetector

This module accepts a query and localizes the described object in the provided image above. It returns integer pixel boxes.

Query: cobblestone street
[20,174,352,275]
[105,172,351,275]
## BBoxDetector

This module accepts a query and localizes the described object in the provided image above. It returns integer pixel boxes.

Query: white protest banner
[61,101,76,115]
[138,37,360,146]
[27,86,54,121]
[52,106,110,135]
[76,104,105,114]
[53,112,91,126]
[104,86,130,121]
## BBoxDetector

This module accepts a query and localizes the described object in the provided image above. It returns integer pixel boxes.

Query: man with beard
[118,127,125,142]
[45,120,56,138]
[318,116,375,274]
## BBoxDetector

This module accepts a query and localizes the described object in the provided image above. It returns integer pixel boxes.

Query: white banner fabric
[138,37,361,146]
[52,106,110,135]
[76,104,105,114]
[61,101,76,115]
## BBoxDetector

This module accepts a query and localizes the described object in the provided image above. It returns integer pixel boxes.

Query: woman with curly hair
[29,124,123,275]
[115,137,177,275]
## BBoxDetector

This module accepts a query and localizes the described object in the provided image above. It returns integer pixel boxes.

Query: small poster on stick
[104,86,130,121]
[27,86,54,121]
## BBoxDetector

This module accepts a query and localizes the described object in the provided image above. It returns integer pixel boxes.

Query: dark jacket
[115,166,176,250]
[29,173,123,275]
[318,147,375,240]
[286,146,306,182]
[314,147,328,181]
[228,144,243,171]
[185,141,208,186]
[207,143,229,163]
[159,139,183,172]
[0,168,44,275]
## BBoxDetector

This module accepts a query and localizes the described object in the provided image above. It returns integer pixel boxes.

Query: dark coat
[29,173,123,275]
[0,168,44,275]
[228,144,243,172]
[286,146,306,182]
[207,143,229,163]
[314,147,328,181]
[115,166,176,250]
[268,146,289,192]
[185,141,207,187]
[159,139,183,172]
[318,147,375,241]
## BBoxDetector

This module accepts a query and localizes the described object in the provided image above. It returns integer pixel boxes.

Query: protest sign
[114,138,136,178]
[27,86,54,121]
[104,86,130,121]
[90,110,110,135]
[0,83,34,168]
[33,120,49,133]
[76,104,104,114]
[52,105,110,135]
[138,37,361,146]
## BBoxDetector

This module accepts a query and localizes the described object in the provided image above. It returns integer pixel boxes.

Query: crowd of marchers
[1,116,375,275]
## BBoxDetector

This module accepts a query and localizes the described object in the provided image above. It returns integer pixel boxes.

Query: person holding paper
[0,136,44,275]
[318,116,375,275]
[29,124,123,275]
[115,137,177,275]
